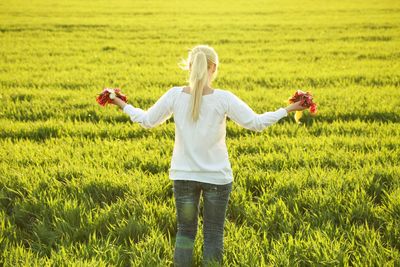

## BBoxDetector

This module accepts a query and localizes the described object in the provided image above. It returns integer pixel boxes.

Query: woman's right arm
[111,87,176,129]
[226,91,305,132]
[113,97,127,110]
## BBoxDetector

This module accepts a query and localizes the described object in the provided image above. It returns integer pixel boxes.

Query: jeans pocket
[204,182,232,201]
[219,183,232,199]
[219,182,232,193]
[173,180,188,195]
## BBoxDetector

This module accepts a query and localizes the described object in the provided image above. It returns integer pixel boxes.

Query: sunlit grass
[1,0,399,265]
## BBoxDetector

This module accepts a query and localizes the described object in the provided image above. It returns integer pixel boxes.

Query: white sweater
[123,86,288,185]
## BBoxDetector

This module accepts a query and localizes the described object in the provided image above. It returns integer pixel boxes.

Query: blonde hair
[179,45,219,121]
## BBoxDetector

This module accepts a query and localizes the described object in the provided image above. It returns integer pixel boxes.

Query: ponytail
[189,51,208,121]
[179,45,219,122]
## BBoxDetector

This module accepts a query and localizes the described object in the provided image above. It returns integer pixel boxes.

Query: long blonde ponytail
[179,45,219,122]
[189,51,208,121]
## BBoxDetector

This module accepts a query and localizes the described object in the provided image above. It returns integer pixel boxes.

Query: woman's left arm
[113,88,175,129]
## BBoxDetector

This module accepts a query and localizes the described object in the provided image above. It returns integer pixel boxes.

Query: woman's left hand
[285,101,308,113]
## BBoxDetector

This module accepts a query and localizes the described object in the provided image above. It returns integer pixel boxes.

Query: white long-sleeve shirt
[123,86,288,185]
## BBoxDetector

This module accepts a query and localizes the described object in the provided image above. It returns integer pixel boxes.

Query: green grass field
[1,0,399,266]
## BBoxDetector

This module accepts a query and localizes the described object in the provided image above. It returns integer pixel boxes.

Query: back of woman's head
[179,45,219,121]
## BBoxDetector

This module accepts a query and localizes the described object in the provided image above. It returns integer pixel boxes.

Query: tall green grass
[1,0,399,265]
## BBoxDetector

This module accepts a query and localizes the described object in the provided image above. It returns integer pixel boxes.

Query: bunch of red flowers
[288,90,317,123]
[96,88,127,106]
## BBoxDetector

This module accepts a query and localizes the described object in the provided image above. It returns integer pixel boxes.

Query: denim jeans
[173,180,233,267]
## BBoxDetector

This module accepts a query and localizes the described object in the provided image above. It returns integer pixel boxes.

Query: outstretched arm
[226,91,305,132]
[113,97,128,110]
[112,88,175,129]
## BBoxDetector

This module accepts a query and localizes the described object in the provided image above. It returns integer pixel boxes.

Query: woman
[111,44,306,266]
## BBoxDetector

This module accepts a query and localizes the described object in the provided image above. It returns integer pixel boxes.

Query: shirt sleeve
[122,88,175,129]
[226,91,288,132]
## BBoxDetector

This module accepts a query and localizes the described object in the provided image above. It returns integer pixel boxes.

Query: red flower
[287,90,318,123]
[288,90,317,114]
[310,103,317,114]
[96,88,127,106]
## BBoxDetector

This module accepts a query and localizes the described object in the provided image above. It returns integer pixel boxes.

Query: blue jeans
[173,180,232,267]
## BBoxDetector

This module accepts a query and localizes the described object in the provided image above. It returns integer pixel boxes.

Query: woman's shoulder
[170,86,183,92]
[168,86,233,101]
[212,88,234,112]
[213,88,236,102]
[165,86,184,97]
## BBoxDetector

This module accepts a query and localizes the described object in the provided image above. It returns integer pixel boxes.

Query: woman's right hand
[111,96,127,110]
[285,101,308,113]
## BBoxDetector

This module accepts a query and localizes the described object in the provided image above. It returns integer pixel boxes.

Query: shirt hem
[169,170,233,185]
